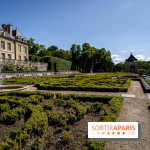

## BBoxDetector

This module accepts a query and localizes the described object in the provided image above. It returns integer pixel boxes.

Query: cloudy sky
[1,0,150,64]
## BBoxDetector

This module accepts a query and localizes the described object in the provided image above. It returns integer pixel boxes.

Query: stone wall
[125,61,139,73]
[0,59,48,71]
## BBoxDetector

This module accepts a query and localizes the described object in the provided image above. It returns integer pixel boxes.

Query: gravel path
[104,81,150,150]
[25,81,150,150]
[26,85,126,97]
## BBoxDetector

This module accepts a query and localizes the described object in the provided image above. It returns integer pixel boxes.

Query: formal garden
[0,72,133,149]
[0,91,124,150]
[3,72,132,92]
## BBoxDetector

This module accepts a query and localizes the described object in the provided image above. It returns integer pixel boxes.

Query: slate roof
[126,53,138,62]
[0,25,27,43]
[12,29,22,37]
[0,26,15,40]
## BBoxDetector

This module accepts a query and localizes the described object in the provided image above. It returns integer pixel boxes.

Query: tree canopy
[27,38,117,72]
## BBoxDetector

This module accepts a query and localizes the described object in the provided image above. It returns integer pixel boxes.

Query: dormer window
[17,36,22,41]
[0,30,5,37]
[22,38,26,42]
[1,32,4,36]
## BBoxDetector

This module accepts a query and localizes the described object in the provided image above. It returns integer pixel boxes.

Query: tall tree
[38,50,51,57]
[70,44,77,67]
[27,38,41,55]
[47,45,58,57]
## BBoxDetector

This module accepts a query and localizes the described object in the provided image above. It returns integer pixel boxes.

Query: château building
[0,24,28,61]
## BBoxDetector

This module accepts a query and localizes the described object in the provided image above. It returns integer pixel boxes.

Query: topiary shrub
[54,62,58,72]
[48,61,54,71]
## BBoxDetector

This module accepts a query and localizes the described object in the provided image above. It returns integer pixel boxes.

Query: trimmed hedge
[29,55,72,69]
[85,96,124,150]
[23,105,48,136]
[0,91,54,99]
[0,91,124,150]
[48,61,54,71]
[54,62,58,72]
[0,107,25,124]
[3,73,131,92]
[0,103,10,114]
[43,56,72,69]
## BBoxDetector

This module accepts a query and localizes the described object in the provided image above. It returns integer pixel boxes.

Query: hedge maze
[4,72,131,92]
[0,91,123,150]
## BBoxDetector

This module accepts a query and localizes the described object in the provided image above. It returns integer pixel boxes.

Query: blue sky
[1,0,150,64]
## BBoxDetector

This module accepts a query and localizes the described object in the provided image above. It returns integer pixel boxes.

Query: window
[1,53,5,59]
[0,31,4,36]
[1,32,4,36]
[8,54,11,59]
[1,41,5,49]
[8,43,11,51]
[18,55,21,60]
[18,45,21,52]
[23,47,26,53]
[24,56,26,61]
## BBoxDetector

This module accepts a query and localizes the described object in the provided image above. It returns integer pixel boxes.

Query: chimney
[2,24,6,30]
[7,24,12,36]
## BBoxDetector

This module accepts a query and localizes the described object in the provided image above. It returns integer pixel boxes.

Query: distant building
[125,53,139,73]
[0,24,28,61]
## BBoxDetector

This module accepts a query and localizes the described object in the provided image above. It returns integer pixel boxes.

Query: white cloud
[130,49,135,52]
[138,49,144,52]
[135,55,145,60]
[121,50,126,53]
[114,57,123,61]
[112,55,119,58]
[111,55,124,64]
[146,57,150,61]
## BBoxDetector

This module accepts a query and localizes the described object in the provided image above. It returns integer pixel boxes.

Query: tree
[113,63,124,72]
[38,50,51,57]
[70,44,77,67]
[40,45,46,51]
[82,43,91,52]
[27,38,41,55]
[47,45,58,56]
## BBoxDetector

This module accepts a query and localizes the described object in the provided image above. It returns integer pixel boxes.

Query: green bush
[48,61,54,71]
[55,93,63,99]
[0,107,25,124]
[86,139,106,150]
[0,103,10,114]
[43,101,54,111]
[54,62,58,72]
[0,90,124,150]
[61,131,72,145]
[1,63,16,72]
[23,105,48,136]
[0,91,54,99]
[10,128,22,140]
[29,95,44,104]
[29,55,42,62]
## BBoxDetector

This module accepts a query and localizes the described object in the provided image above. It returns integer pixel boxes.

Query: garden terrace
[3,72,132,92]
[0,91,123,150]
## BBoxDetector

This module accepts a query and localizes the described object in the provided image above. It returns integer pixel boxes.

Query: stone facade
[0,24,28,61]
[125,54,139,73]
